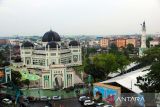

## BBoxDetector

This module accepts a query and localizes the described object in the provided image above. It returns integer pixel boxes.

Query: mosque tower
[139,21,147,56]
[141,21,147,48]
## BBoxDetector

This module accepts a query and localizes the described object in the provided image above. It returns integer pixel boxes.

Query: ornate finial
[50,28,52,31]
[50,26,53,31]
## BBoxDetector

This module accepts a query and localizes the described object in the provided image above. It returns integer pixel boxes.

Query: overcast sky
[0,0,160,36]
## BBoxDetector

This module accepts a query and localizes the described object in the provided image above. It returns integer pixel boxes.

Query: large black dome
[21,41,34,47]
[69,40,80,46]
[42,30,61,42]
[46,41,60,48]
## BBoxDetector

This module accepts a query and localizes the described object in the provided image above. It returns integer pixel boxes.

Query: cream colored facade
[150,40,159,47]
[115,38,126,48]
[126,38,136,47]
[99,38,109,48]
[20,45,82,89]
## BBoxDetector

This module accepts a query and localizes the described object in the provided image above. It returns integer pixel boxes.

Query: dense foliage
[11,70,22,86]
[22,79,30,89]
[136,46,160,92]
[146,37,153,48]
[84,53,129,82]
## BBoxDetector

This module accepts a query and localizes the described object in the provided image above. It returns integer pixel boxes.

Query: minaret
[139,21,147,56]
[141,21,146,48]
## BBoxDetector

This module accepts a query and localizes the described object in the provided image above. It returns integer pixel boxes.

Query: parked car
[40,96,48,101]
[79,96,90,102]
[52,96,61,100]
[84,100,95,106]
[2,98,12,104]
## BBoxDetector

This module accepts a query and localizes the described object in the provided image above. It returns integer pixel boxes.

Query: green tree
[23,79,30,89]
[87,47,97,54]
[116,54,130,73]
[126,43,135,54]
[109,43,118,54]
[146,37,153,48]
[11,70,22,86]
[93,54,119,76]
[136,46,160,92]
[84,63,106,82]
[137,46,160,65]
[0,50,5,66]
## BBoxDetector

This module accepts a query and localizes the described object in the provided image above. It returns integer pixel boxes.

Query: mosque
[20,30,82,89]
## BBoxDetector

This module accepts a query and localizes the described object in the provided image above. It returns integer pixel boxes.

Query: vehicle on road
[84,100,95,106]
[2,98,12,104]
[79,96,90,102]
[52,96,61,100]
[40,96,48,101]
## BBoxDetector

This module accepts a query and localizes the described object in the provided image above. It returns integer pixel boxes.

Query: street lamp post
[38,78,40,99]
[88,75,92,97]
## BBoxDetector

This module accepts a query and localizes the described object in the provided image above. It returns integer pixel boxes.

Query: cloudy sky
[0,0,160,36]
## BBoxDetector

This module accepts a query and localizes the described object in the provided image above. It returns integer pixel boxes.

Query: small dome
[69,40,80,46]
[21,41,34,47]
[46,41,60,48]
[42,30,61,42]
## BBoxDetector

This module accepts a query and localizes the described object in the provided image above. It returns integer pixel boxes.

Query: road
[30,98,84,107]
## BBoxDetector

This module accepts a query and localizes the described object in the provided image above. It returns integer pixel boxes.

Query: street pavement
[30,98,84,107]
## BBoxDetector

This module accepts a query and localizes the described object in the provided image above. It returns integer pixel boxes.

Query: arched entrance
[53,75,63,89]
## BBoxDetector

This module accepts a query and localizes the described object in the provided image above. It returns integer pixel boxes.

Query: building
[88,40,99,47]
[9,39,20,46]
[99,38,109,48]
[101,66,150,106]
[150,38,160,47]
[0,67,11,84]
[126,38,136,47]
[114,38,126,48]
[20,30,82,89]
[0,39,10,46]
[93,83,121,106]
[150,40,159,47]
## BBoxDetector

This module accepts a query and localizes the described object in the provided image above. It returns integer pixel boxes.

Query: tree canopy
[83,53,129,82]
[137,46,160,65]
[23,79,30,89]
[146,37,153,48]
[136,46,160,92]
[116,54,130,73]
[109,43,118,54]
[11,70,22,86]
[93,54,118,76]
